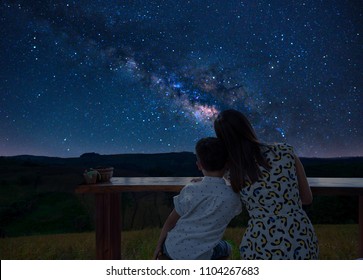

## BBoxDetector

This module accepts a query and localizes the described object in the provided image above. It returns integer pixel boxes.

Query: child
[153,137,242,260]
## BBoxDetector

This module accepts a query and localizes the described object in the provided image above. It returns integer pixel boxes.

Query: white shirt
[165,176,242,259]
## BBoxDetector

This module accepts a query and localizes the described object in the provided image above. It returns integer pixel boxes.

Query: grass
[0,224,359,260]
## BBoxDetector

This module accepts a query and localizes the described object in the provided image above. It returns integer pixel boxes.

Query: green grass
[0,224,359,260]
[313,224,359,259]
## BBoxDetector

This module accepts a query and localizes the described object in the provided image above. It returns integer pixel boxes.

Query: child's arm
[153,208,180,259]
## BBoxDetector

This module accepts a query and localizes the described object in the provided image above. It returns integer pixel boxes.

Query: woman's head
[214,109,270,192]
[214,109,259,146]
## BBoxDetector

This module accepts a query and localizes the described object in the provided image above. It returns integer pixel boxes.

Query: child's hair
[195,137,228,172]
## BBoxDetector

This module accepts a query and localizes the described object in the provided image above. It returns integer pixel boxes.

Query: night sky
[0,1,362,158]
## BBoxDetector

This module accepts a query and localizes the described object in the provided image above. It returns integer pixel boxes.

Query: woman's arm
[295,155,313,205]
[153,209,180,259]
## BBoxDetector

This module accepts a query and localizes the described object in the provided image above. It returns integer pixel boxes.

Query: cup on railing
[83,170,101,184]
[94,167,114,182]
[83,167,114,184]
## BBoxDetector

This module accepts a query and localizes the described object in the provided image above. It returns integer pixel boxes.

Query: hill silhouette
[4,153,363,178]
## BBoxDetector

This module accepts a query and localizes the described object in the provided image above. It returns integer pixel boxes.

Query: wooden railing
[75,177,363,260]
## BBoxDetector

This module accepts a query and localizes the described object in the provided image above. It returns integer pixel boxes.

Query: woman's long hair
[214,109,270,192]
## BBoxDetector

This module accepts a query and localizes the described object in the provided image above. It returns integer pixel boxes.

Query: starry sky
[0,0,362,158]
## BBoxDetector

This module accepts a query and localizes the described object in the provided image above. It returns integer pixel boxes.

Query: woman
[214,109,319,259]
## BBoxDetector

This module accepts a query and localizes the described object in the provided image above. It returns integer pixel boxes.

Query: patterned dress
[239,143,319,259]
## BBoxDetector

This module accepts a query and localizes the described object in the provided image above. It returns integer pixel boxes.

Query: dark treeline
[0,153,362,237]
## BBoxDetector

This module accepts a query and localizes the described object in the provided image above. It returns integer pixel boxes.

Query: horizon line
[1,152,362,160]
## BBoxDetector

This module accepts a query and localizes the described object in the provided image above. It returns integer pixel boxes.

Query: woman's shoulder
[276,142,294,152]
[262,142,294,153]
[260,143,295,161]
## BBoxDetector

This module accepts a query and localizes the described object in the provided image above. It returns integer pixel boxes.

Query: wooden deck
[75,177,363,259]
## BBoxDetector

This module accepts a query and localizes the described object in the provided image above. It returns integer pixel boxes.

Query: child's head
[195,137,228,172]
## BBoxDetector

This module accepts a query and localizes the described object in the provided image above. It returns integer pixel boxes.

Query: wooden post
[95,193,121,259]
[359,195,363,258]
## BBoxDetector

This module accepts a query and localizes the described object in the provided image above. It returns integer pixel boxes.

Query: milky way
[0,1,361,157]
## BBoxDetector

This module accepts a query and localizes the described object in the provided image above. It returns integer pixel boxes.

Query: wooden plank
[95,194,105,259]
[77,184,363,195]
[76,177,363,195]
[109,193,121,259]
[312,187,363,196]
[76,184,183,193]
[95,193,121,259]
